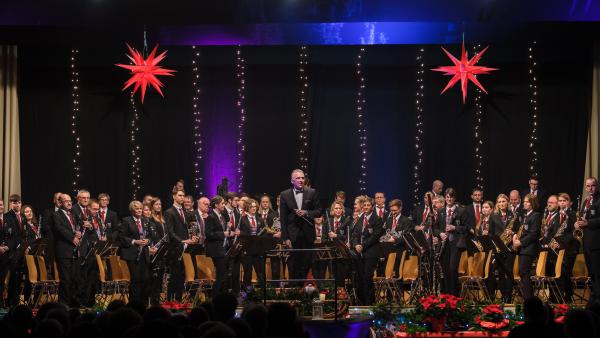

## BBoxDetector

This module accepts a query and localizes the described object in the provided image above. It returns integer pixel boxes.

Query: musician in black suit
[334,191,353,217]
[280,169,322,283]
[259,195,282,281]
[539,196,562,273]
[512,193,541,299]
[373,192,391,276]
[412,192,435,229]
[436,188,465,296]
[223,192,242,231]
[164,189,198,301]
[118,201,152,304]
[239,199,267,289]
[205,195,238,296]
[72,189,91,224]
[576,177,600,299]
[491,194,518,303]
[462,188,484,249]
[380,199,412,277]
[521,177,547,210]
[557,193,579,302]
[80,199,105,307]
[52,194,82,306]
[40,192,62,267]
[326,201,352,285]
[192,197,210,250]
[98,193,120,241]
[351,196,384,305]
[509,190,524,216]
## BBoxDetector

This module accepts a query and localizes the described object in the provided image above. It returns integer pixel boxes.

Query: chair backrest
[182,253,196,282]
[36,256,48,281]
[572,253,589,277]
[396,251,407,280]
[25,255,38,283]
[196,255,216,280]
[483,251,493,279]
[458,250,469,275]
[513,255,520,280]
[119,259,131,281]
[96,255,107,283]
[470,252,485,277]
[554,249,566,279]
[535,251,548,277]
[402,255,419,281]
[384,252,397,278]
[108,256,123,281]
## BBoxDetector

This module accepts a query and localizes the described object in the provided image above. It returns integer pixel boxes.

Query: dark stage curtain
[17,42,591,216]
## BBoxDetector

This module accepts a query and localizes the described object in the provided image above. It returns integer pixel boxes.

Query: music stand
[99,240,120,257]
[478,235,495,253]
[239,235,278,257]
[30,238,47,256]
[490,235,510,254]
[313,242,337,260]
[151,242,170,265]
[374,242,395,258]
[332,239,352,259]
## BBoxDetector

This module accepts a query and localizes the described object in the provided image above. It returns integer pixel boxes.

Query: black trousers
[149,263,165,306]
[269,256,281,282]
[495,253,515,302]
[210,256,241,296]
[167,260,184,301]
[7,260,31,307]
[127,257,150,305]
[211,257,227,296]
[0,260,10,307]
[562,253,577,301]
[242,255,264,288]
[81,257,99,307]
[56,257,81,306]
[440,241,461,296]
[588,249,600,300]
[356,256,377,305]
[289,234,313,284]
[519,254,535,299]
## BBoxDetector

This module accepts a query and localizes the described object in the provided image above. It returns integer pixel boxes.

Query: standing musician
[374,192,390,276]
[80,199,105,307]
[223,192,242,232]
[380,199,411,277]
[148,198,168,305]
[575,177,600,299]
[476,201,497,298]
[512,194,541,299]
[165,189,198,301]
[239,199,266,289]
[259,195,282,281]
[491,194,518,303]
[205,195,238,296]
[98,193,120,241]
[192,197,210,250]
[436,188,464,296]
[52,194,82,306]
[539,196,562,278]
[326,201,352,284]
[463,188,484,252]
[557,193,578,302]
[312,216,330,280]
[279,169,322,284]
[118,201,153,305]
[351,196,384,305]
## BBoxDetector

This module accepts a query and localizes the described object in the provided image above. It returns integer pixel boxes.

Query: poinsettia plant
[474,304,510,331]
[553,304,569,324]
[418,294,461,317]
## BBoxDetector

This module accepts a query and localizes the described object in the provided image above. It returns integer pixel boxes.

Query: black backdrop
[17,39,591,216]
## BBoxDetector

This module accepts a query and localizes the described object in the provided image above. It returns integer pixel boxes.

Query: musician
[73,189,91,222]
[42,192,62,240]
[412,191,435,227]
[374,192,389,220]
[205,195,238,296]
[326,201,352,284]
[509,190,524,215]
[491,194,517,303]
[334,191,353,217]
[432,180,444,197]
[312,216,329,280]
[512,194,541,299]
[539,195,561,266]
[183,195,195,213]
[381,199,411,277]
[239,196,249,217]
[521,177,547,210]
[98,193,120,241]
[463,188,484,249]
[192,197,210,248]
[240,199,267,288]
[165,189,197,301]
[575,177,600,299]
[118,201,152,304]
[52,194,82,306]
[0,199,8,307]
[557,193,578,302]
[437,188,464,295]
[223,192,242,230]
[148,199,168,305]
[280,169,322,283]
[259,194,282,281]
[351,196,383,305]
[143,194,154,207]
[150,198,167,241]
[477,201,497,298]
[80,199,104,307]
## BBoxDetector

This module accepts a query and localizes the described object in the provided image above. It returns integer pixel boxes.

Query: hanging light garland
[528,40,539,178]
[472,43,484,190]
[235,45,247,192]
[191,46,204,196]
[129,92,142,200]
[355,47,368,193]
[412,47,425,206]
[70,48,82,194]
[297,45,310,171]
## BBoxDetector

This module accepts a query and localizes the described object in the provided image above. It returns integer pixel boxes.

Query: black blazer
[560,209,579,254]
[540,211,561,245]
[489,212,513,237]
[258,209,278,228]
[100,209,120,239]
[279,187,322,243]
[205,210,227,258]
[118,216,151,261]
[581,192,600,251]
[435,206,467,248]
[41,208,58,240]
[164,206,190,243]
[374,206,390,222]
[518,211,541,257]
[239,215,266,236]
[383,214,411,249]
[222,208,242,230]
[324,215,351,243]
[52,209,80,259]
[351,213,384,258]
[521,189,547,210]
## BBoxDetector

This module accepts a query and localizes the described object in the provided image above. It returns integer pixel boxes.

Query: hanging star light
[431,42,497,103]
[116,44,176,103]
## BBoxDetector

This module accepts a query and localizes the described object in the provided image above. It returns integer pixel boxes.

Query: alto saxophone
[573,195,584,243]
[501,211,517,247]
[548,211,568,255]
[539,208,549,242]
[471,217,484,252]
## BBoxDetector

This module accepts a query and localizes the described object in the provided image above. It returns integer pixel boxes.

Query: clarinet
[136,221,147,262]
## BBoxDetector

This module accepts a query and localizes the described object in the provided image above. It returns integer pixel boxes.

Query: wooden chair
[95,254,118,306]
[459,250,492,302]
[571,253,591,305]
[401,254,420,304]
[36,256,59,304]
[512,255,524,303]
[532,249,565,304]
[374,252,398,303]
[25,255,43,307]
[108,255,129,301]
[195,255,215,301]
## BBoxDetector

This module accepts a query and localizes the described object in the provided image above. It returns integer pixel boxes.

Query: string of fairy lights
[528,40,539,178]
[297,46,310,171]
[70,48,82,194]
[412,47,425,206]
[355,47,368,193]
[191,46,204,196]
[129,92,142,200]
[472,43,485,190]
[235,45,247,192]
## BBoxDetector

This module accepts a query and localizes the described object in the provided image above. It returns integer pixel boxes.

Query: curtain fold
[0,45,21,202]
[585,42,600,193]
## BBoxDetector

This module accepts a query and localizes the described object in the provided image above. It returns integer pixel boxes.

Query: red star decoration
[116,44,176,103]
[431,42,498,103]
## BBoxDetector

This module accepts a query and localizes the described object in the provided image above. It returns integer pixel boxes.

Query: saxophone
[471,217,484,252]
[548,210,568,255]
[539,208,549,242]
[573,195,584,243]
[501,211,517,247]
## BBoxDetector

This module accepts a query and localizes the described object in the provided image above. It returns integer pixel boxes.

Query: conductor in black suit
[279,169,322,282]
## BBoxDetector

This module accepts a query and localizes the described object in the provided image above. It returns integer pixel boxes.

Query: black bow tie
[294,189,303,195]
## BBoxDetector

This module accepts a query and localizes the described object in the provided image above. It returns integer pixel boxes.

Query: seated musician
[381,199,412,277]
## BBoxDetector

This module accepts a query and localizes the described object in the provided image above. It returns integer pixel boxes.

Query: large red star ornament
[431,42,498,103]
[115,44,176,103]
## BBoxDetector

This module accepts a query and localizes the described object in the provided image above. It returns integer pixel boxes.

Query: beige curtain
[0,45,21,203]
